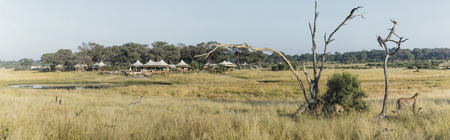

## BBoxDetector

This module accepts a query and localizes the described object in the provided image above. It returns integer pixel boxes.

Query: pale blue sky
[0,0,449,61]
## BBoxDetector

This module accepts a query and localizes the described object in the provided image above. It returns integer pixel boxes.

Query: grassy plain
[0,68,448,139]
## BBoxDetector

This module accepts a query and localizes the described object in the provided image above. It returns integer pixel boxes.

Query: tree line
[1,42,449,70]
[280,48,450,64]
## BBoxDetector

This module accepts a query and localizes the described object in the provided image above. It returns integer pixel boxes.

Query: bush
[322,71,369,112]
[215,67,229,73]
[190,62,199,70]
[271,63,297,71]
[271,65,279,71]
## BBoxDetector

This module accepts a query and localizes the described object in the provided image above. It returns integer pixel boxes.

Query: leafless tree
[195,2,363,118]
[375,20,408,120]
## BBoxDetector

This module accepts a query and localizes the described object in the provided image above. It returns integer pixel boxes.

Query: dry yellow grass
[0,69,448,139]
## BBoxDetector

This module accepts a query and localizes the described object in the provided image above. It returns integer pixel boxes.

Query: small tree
[375,20,408,119]
[190,61,200,70]
[19,58,33,70]
[322,71,369,112]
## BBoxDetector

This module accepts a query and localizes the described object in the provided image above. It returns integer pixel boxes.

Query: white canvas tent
[92,62,108,71]
[176,60,190,67]
[74,63,87,67]
[94,62,107,67]
[131,60,143,67]
[144,60,169,72]
[147,60,169,67]
[217,61,237,68]
[143,60,155,66]
[55,64,64,68]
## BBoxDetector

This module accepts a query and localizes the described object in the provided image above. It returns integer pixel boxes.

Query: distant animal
[322,103,344,115]
[392,92,421,114]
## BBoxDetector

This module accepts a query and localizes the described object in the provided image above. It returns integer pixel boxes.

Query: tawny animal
[322,103,344,115]
[392,92,421,114]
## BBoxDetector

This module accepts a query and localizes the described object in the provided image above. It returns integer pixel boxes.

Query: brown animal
[322,103,344,115]
[392,92,421,114]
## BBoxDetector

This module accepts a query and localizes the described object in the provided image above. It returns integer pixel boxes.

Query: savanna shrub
[322,71,369,112]
[190,61,199,70]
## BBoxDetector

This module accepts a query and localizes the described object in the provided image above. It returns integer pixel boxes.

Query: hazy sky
[0,0,449,61]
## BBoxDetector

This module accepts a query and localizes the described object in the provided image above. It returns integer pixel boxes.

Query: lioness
[392,92,421,114]
[322,103,344,115]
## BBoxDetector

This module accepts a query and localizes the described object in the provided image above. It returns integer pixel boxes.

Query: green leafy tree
[161,44,180,64]
[19,58,33,70]
[322,71,369,112]
[55,49,77,71]
[41,53,58,71]
[190,61,199,70]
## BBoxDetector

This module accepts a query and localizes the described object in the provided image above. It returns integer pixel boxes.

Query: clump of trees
[322,71,369,112]
[40,41,268,71]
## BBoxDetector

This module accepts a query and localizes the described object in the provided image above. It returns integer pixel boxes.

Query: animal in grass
[322,103,344,115]
[392,92,421,114]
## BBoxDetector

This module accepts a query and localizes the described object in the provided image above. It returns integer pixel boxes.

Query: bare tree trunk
[379,54,390,117]
[375,20,408,120]
[291,101,312,118]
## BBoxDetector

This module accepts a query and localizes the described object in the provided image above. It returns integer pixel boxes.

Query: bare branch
[128,96,143,106]
[327,6,364,44]
[303,65,314,99]
[195,42,311,102]
[317,5,364,81]
[194,44,220,58]
[383,19,398,42]
[292,100,311,118]
[311,1,319,79]
[389,37,408,56]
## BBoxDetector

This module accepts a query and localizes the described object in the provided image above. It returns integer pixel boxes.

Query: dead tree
[195,2,363,118]
[375,20,408,120]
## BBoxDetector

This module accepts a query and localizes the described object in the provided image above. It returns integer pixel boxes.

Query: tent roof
[74,64,87,67]
[143,60,154,66]
[176,60,189,66]
[218,61,236,67]
[55,64,63,68]
[218,61,230,65]
[146,60,168,67]
[94,62,107,67]
[131,60,143,67]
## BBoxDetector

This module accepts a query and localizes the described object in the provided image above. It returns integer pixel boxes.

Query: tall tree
[41,53,58,71]
[55,49,77,70]
[161,44,180,64]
